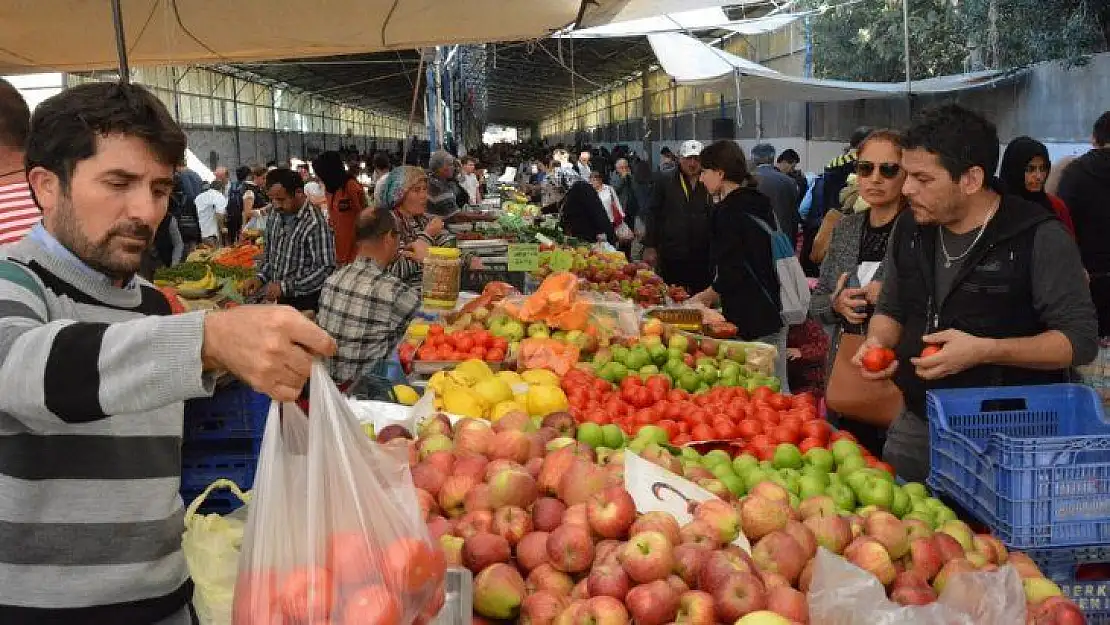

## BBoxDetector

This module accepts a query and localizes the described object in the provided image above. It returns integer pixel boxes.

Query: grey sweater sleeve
[810,216,852,324]
[0,276,212,426]
[1031,220,1099,366]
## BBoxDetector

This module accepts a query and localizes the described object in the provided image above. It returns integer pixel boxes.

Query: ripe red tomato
[585,409,609,425]
[593,378,613,394]
[658,419,680,440]
[771,425,800,445]
[800,420,830,442]
[830,430,858,443]
[668,389,689,402]
[713,421,738,440]
[485,348,506,362]
[798,437,824,453]
[768,394,790,411]
[921,345,942,358]
[737,419,764,439]
[754,407,781,426]
[343,584,401,625]
[780,415,803,432]
[491,337,509,352]
[752,442,776,462]
[691,424,716,441]
[620,375,643,391]
[428,324,444,336]
[862,346,897,372]
[384,538,442,593]
[792,391,816,407]
[278,566,334,622]
[416,345,435,360]
[673,434,692,445]
[749,434,773,449]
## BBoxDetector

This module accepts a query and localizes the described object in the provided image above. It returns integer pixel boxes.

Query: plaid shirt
[318,257,421,384]
[256,202,336,297]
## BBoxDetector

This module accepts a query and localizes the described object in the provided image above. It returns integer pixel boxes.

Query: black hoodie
[1059,148,1110,274]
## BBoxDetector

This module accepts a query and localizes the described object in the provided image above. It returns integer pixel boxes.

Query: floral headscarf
[374,165,428,213]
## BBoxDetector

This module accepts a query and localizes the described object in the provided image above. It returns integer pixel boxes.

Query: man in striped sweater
[0,82,335,623]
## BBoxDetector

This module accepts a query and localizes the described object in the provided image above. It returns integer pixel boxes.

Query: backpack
[746,214,812,326]
[170,176,201,243]
[226,182,245,221]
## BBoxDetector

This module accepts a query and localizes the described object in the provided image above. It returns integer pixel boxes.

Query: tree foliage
[803,0,1108,82]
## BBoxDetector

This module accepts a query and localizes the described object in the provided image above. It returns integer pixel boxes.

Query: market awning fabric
[648,32,1017,101]
[0,0,734,74]
[568,6,798,39]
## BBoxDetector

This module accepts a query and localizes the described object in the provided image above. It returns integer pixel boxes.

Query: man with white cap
[643,140,713,294]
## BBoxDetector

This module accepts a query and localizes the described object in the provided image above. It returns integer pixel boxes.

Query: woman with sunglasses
[1000,137,1075,236]
[810,129,907,455]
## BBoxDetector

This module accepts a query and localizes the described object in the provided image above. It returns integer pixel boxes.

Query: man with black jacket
[643,140,713,294]
[855,104,1098,483]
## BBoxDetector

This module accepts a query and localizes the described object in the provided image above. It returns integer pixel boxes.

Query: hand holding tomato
[853,338,898,380]
[911,329,989,380]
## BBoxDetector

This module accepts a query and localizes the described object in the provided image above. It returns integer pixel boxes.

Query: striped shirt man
[0,224,214,623]
[0,181,39,246]
[256,200,336,299]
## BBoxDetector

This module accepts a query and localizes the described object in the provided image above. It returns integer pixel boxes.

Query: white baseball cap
[679,140,704,158]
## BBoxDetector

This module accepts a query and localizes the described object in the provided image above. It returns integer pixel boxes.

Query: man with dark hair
[855,103,1097,482]
[659,146,677,173]
[1058,110,1110,334]
[0,77,38,246]
[776,148,809,204]
[0,81,334,623]
[241,167,336,311]
[318,207,420,385]
[752,143,800,241]
[370,151,392,185]
[643,140,713,294]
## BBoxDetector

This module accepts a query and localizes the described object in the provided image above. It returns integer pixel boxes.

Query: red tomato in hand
[343,584,401,625]
[921,345,942,358]
[861,346,897,372]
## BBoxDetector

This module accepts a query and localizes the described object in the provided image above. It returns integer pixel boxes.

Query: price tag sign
[507,243,541,272]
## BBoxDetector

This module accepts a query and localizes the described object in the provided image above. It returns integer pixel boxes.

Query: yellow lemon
[496,370,525,386]
[521,368,561,387]
[393,385,419,406]
[472,376,514,407]
[455,359,494,382]
[526,384,569,417]
[491,400,527,423]
[443,386,488,419]
[407,322,430,339]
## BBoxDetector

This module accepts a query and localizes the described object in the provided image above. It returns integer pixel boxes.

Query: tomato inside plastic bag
[233,363,445,625]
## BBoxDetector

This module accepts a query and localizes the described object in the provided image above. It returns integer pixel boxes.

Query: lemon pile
[427,360,568,420]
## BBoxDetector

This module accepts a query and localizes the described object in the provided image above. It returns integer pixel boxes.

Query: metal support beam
[110,0,129,83]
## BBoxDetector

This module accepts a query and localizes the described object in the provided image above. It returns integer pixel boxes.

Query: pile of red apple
[387,410,1084,624]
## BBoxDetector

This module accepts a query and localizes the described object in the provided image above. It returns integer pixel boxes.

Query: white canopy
[0,0,735,74]
[648,32,1015,101]
[568,7,798,39]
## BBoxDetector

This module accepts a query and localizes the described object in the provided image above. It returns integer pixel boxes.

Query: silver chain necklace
[939,205,999,268]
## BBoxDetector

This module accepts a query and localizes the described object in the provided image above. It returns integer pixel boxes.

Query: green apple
[592,349,613,368]
[696,383,711,394]
[720,374,740,387]
[827,483,856,511]
[696,363,719,384]
[679,372,701,393]
[845,469,870,493]
[641,335,663,349]
[576,422,604,448]
[668,334,689,353]
[667,346,685,362]
[552,330,567,342]
[527,322,551,338]
[636,425,669,445]
[732,453,759,475]
[719,361,742,379]
[711,463,737,480]
[720,473,746,497]
[803,448,835,473]
[649,344,669,365]
[696,357,717,369]
[855,476,895,510]
[639,364,660,375]
[800,466,830,485]
[932,505,958,525]
[827,473,844,487]
[601,424,625,449]
[837,454,869,478]
[680,446,702,461]
[703,449,732,467]
[798,474,827,499]
[759,461,774,471]
[779,468,802,494]
[772,444,804,470]
[625,347,650,371]
[872,467,895,483]
[904,510,935,525]
[612,346,630,365]
[744,469,771,492]
[627,438,649,454]
[891,487,911,518]
[902,482,929,501]
[830,439,863,466]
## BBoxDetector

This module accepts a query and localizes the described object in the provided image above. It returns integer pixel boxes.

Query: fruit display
[533,249,690,307]
[385,406,1083,623]
[423,359,570,421]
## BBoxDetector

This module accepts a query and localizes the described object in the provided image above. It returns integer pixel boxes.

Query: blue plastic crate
[1027,544,1110,624]
[184,382,270,441]
[180,439,261,514]
[926,384,1110,549]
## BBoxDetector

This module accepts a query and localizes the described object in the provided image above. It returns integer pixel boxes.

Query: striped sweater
[0,229,213,624]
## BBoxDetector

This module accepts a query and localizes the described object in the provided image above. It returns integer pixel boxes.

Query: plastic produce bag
[183,479,250,625]
[807,548,1027,625]
[233,363,446,625]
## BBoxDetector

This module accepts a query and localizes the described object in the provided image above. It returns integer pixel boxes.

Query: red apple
[473,563,526,620]
[411,462,447,496]
[587,564,632,601]
[783,520,817,561]
[845,536,897,586]
[516,531,551,572]
[586,486,637,539]
[426,515,451,540]
[694,499,742,544]
[453,453,489,482]
[626,580,680,625]
[574,595,631,625]
[528,563,576,598]
[492,506,532,546]
[547,523,595,574]
[438,474,478,518]
[1029,596,1086,625]
[740,496,792,541]
[865,511,910,559]
[494,410,537,433]
[749,482,790,505]
[594,539,624,567]
[620,531,675,584]
[464,483,492,513]
[558,460,606,507]
[526,456,545,478]
[752,531,806,584]
[520,590,569,625]
[675,589,716,625]
[905,536,944,582]
[932,533,966,564]
[490,430,532,464]
[415,488,437,520]
[673,543,712,587]
[462,532,510,574]
[797,495,837,520]
[766,586,808,623]
[631,512,682,546]
[798,559,815,593]
[454,418,494,455]
[541,412,577,437]
[533,497,568,531]
[698,549,756,592]
[486,459,526,481]
[563,503,589,528]
[712,572,767,624]
[423,449,456,474]
[455,510,494,539]
[679,519,720,549]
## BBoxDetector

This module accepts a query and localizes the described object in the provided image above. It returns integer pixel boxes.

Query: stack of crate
[180,381,270,514]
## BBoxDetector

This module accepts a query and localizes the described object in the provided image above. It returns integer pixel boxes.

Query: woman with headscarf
[375,166,479,290]
[1000,137,1075,236]
[316,150,367,265]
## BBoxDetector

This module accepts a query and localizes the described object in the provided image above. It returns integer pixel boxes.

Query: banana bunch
[176,267,218,299]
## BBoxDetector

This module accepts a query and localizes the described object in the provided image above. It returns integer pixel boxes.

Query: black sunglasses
[857,161,902,179]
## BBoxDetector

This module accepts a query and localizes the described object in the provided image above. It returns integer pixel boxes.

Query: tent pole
[402,52,427,165]
[110,0,130,83]
[902,0,912,99]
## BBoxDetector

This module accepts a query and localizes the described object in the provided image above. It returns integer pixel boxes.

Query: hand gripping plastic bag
[183,479,250,625]
[233,363,446,625]
[807,548,1027,625]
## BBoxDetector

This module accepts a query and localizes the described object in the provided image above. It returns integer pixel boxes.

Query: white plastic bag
[233,363,445,624]
[807,548,1027,625]
[183,479,250,625]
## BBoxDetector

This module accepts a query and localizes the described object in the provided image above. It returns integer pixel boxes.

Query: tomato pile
[560,368,893,468]
[416,325,509,363]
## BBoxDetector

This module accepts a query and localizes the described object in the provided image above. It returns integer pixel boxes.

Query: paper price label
[507,243,541,272]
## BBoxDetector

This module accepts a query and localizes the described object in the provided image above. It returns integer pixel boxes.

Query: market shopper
[752,143,800,241]
[240,167,337,312]
[316,150,366,265]
[589,171,632,252]
[0,81,334,625]
[854,104,1098,483]
[241,166,271,231]
[459,155,482,205]
[999,136,1075,235]
[194,179,229,247]
[0,78,38,247]
[427,150,464,218]
[810,129,907,456]
[643,140,714,295]
[319,207,421,387]
[776,148,809,208]
[689,140,785,371]
[1058,111,1110,335]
